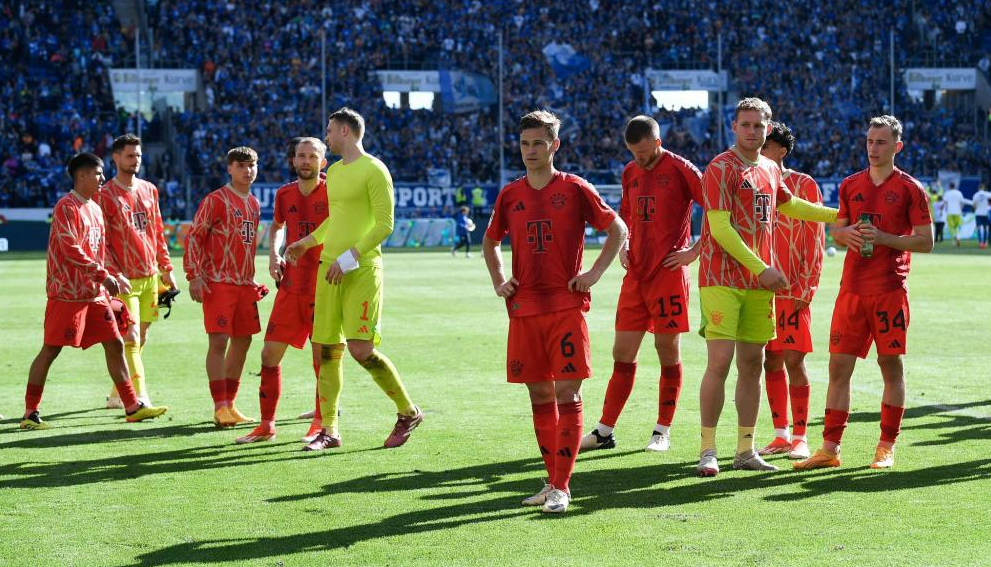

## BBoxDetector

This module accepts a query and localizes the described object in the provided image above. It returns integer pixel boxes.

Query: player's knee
[653,336,680,365]
[260,347,279,367]
[320,343,344,362]
[877,354,904,377]
[526,383,555,405]
[207,334,228,353]
[104,337,125,354]
[38,344,62,361]
[347,340,373,362]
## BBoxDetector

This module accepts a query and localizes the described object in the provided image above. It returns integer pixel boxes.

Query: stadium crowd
[2,0,991,212]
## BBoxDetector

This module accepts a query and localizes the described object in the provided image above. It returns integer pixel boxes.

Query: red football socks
[259,365,282,424]
[225,377,241,405]
[657,363,683,427]
[24,383,44,415]
[554,400,583,494]
[765,369,789,430]
[531,401,558,480]
[822,408,849,446]
[879,403,905,445]
[209,379,227,410]
[117,379,139,412]
[600,361,636,428]
[789,384,811,437]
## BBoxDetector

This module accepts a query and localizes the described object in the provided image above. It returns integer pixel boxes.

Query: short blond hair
[735,97,772,121]
[520,110,561,140]
[869,115,903,141]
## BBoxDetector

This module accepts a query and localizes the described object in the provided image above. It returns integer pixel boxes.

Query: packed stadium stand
[3,0,990,216]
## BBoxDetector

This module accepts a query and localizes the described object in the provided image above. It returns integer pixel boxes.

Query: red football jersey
[836,168,931,295]
[698,148,792,290]
[183,184,260,286]
[95,178,172,279]
[485,171,617,318]
[773,169,824,302]
[273,179,328,296]
[620,150,703,281]
[47,192,112,301]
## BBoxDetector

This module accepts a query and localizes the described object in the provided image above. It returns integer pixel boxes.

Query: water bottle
[859,213,873,258]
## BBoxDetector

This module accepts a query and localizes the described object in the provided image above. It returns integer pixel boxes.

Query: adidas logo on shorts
[665,320,679,329]
[357,325,369,334]
[784,336,796,344]
[560,362,577,374]
[888,339,902,348]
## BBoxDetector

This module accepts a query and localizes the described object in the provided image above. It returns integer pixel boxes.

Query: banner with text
[903,68,977,91]
[109,68,199,93]
[645,69,728,91]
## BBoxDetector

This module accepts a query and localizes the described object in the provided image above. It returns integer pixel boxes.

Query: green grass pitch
[1,245,989,567]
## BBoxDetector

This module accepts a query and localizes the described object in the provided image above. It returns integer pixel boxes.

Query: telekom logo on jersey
[526,219,553,253]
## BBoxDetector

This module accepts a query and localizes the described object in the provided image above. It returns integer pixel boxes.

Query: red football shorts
[829,288,910,358]
[766,297,813,353]
[615,267,690,334]
[43,297,122,349]
[264,289,315,349]
[202,282,261,337]
[506,308,591,383]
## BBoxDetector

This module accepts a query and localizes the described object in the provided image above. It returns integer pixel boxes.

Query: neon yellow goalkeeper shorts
[312,264,382,346]
[698,286,775,344]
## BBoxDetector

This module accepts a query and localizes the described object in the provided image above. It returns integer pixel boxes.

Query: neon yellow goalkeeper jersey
[312,154,394,269]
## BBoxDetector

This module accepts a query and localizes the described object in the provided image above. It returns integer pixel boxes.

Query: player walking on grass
[755,122,824,461]
[695,98,837,477]
[184,147,264,428]
[21,152,168,430]
[580,115,702,454]
[286,108,423,451]
[96,134,176,409]
[483,110,627,513]
[795,115,933,471]
[235,138,328,444]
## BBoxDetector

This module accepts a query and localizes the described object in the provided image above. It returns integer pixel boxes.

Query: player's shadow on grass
[841,400,991,448]
[0,420,227,448]
[0,436,310,489]
[124,445,991,567]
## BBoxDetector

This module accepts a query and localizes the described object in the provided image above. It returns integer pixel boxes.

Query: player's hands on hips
[160,270,177,290]
[269,256,285,283]
[116,274,132,296]
[103,275,121,296]
[662,246,698,270]
[618,247,630,270]
[189,277,211,303]
[833,222,864,252]
[285,240,307,264]
[758,266,788,292]
[568,268,602,293]
[495,277,519,298]
[793,298,810,311]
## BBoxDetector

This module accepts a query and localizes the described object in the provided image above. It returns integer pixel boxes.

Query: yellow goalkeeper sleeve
[706,210,767,276]
[778,197,838,223]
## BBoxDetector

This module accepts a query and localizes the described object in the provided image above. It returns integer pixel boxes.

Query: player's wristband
[337,249,359,274]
